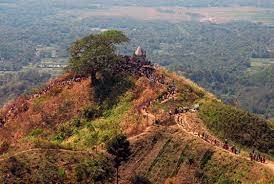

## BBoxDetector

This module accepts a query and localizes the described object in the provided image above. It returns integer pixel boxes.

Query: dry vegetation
[119,125,274,184]
[0,69,273,183]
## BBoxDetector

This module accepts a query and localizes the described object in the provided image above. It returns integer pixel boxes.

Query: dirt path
[128,126,154,142]
[131,103,274,173]
[128,109,156,142]
[175,113,274,172]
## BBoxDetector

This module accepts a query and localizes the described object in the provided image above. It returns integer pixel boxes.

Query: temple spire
[135,46,144,56]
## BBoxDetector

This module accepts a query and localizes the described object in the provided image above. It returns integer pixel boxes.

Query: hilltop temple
[131,46,148,64]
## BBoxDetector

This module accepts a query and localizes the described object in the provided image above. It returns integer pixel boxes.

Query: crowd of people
[114,57,155,78]
[174,111,268,164]
[157,82,177,104]
[114,57,170,87]
[115,58,270,166]
[26,76,84,101]
[250,150,266,163]
[0,56,269,166]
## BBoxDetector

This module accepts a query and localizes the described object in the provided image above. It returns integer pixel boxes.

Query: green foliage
[29,128,44,138]
[74,155,113,183]
[147,139,171,174]
[83,92,133,146]
[50,92,133,150]
[202,156,246,184]
[68,30,128,76]
[0,152,112,183]
[171,144,189,177]
[199,100,274,154]
[32,139,62,149]
[53,118,84,142]
[106,134,131,184]
[106,134,131,167]
[81,104,101,120]
[1,1,274,118]
[200,150,214,169]
[57,168,67,180]
[237,64,274,117]
[95,73,134,109]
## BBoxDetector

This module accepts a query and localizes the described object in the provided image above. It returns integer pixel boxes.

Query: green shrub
[200,150,214,168]
[57,168,67,180]
[74,155,113,183]
[29,128,44,138]
[81,104,100,120]
[33,139,61,149]
[53,118,84,142]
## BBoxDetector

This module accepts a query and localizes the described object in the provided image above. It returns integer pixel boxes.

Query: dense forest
[0,0,274,118]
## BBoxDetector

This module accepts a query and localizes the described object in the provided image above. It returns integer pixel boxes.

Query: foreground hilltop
[0,65,273,183]
[0,31,273,183]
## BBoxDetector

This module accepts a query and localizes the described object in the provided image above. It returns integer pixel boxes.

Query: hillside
[1,0,274,118]
[0,62,273,183]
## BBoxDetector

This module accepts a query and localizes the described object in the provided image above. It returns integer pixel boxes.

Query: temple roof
[135,46,145,56]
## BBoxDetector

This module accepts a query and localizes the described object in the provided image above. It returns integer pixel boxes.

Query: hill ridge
[0,64,273,183]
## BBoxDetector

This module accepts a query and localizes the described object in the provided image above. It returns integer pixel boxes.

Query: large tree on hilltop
[68,30,129,86]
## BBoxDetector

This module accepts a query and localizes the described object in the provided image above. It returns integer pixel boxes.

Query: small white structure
[133,46,147,63]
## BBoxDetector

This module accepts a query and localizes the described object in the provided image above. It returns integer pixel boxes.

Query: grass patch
[57,92,134,150]
[28,128,44,138]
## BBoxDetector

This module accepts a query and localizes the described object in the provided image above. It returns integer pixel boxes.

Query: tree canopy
[107,134,131,184]
[68,30,128,84]
[106,134,131,167]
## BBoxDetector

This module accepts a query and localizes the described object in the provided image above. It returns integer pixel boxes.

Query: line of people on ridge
[174,108,268,164]
[130,64,269,166]
[250,150,266,163]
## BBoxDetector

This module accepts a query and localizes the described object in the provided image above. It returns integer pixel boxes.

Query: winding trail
[174,113,274,172]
